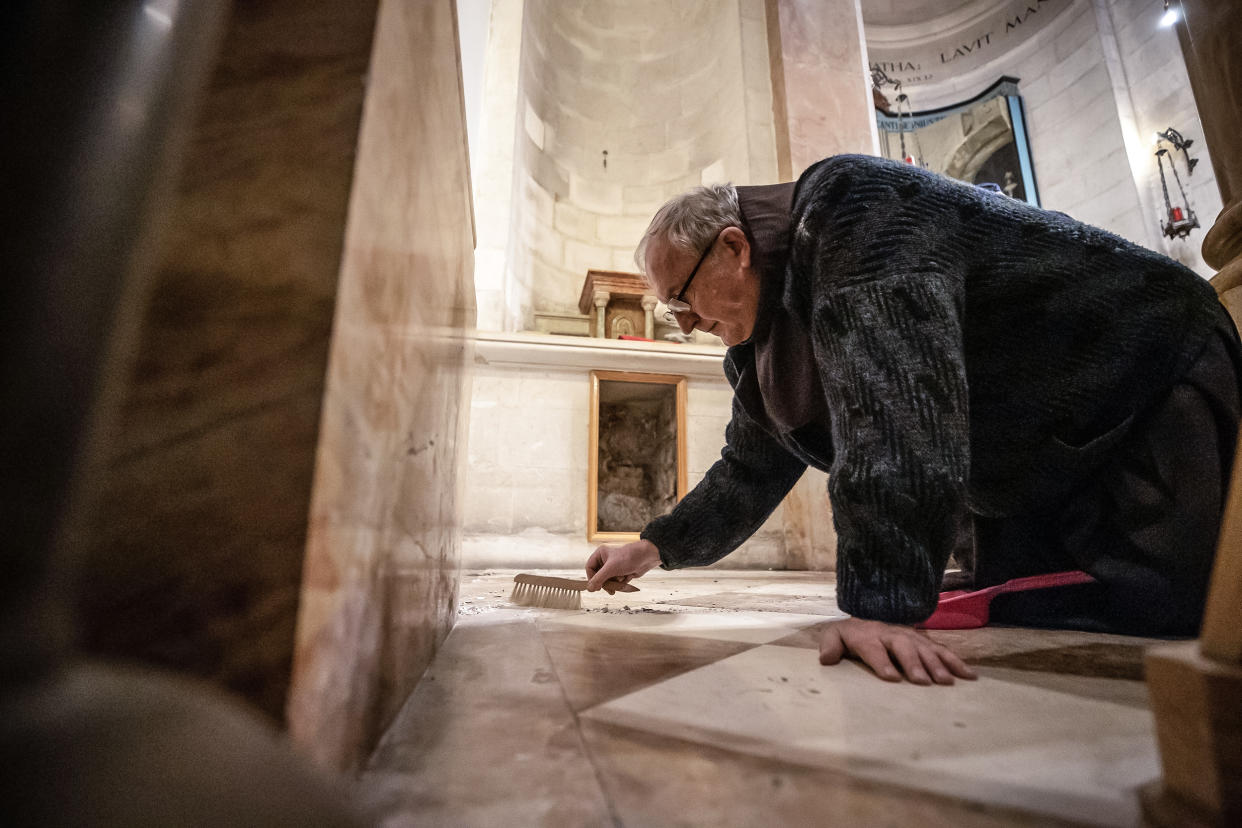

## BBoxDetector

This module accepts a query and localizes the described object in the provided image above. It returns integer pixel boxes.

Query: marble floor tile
[918,627,1167,664]
[970,641,1148,681]
[358,614,614,827]
[768,619,836,650]
[965,666,1151,711]
[539,626,755,712]
[580,719,1074,828]
[540,607,829,645]
[770,618,1164,669]
[743,580,840,597]
[365,571,1166,826]
[660,590,844,615]
[581,644,1158,826]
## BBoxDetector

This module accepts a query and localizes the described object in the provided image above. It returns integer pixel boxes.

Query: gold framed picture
[587,370,688,543]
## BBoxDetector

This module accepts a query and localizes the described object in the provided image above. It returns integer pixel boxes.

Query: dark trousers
[973,310,1242,637]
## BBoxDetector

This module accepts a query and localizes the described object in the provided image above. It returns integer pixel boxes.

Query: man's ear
[720,225,750,269]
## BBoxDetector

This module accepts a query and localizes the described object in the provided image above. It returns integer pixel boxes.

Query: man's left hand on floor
[819,617,978,685]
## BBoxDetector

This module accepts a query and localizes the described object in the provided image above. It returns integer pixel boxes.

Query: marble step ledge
[470,329,728,379]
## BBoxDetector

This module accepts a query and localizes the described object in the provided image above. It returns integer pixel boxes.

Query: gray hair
[634,183,740,275]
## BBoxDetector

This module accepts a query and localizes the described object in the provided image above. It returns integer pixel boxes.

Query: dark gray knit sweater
[641,154,1222,623]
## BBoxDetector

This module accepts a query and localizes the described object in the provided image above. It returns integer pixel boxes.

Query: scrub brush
[510,574,639,609]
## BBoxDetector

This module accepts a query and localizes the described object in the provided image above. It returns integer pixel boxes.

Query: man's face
[644,227,759,346]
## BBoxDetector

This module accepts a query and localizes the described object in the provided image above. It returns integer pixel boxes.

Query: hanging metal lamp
[1154,126,1200,240]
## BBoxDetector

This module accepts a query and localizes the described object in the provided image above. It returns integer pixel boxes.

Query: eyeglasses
[663,230,721,322]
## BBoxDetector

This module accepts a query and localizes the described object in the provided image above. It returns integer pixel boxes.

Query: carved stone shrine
[577,269,658,340]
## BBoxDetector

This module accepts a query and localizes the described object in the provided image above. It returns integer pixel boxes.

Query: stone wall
[461,334,834,570]
[1001,2,1144,237]
[879,0,1220,277]
[286,0,476,771]
[1098,0,1222,274]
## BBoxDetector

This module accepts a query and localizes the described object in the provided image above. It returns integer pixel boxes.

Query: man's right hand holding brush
[585,540,662,594]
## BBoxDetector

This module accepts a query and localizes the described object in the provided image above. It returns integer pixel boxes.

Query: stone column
[764,0,879,179]
[780,472,836,571]
[593,289,610,339]
[471,0,524,330]
[763,0,872,572]
[1142,3,1242,824]
[641,295,657,340]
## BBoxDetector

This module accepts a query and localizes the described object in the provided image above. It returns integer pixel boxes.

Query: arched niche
[876,76,1040,206]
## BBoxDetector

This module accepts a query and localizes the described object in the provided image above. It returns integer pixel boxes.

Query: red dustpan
[918,570,1097,630]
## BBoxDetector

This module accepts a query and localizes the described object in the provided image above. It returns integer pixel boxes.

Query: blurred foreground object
[0,1,362,824]
[1,665,361,826]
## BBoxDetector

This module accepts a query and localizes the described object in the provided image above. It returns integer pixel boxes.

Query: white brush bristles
[509,580,583,610]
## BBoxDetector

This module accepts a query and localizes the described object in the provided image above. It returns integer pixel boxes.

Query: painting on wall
[876,76,1040,206]
[588,371,687,542]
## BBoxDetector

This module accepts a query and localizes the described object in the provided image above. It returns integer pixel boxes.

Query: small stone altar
[577,269,658,340]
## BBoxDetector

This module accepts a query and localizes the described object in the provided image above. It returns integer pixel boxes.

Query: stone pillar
[471,0,524,330]
[780,471,837,572]
[641,295,657,340]
[1142,3,1242,825]
[593,290,610,339]
[762,0,869,571]
[764,0,879,179]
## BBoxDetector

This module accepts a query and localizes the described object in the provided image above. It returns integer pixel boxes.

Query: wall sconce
[1154,126,1199,239]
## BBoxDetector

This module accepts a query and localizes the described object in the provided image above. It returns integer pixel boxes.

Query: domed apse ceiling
[863,0,1073,89]
[862,0,979,27]
[506,0,1072,322]
[515,0,772,319]
[520,0,747,197]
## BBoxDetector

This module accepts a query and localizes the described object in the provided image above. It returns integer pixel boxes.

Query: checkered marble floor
[359,570,1164,827]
